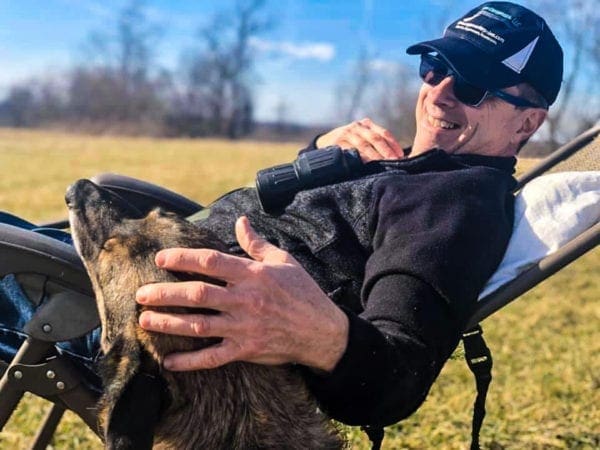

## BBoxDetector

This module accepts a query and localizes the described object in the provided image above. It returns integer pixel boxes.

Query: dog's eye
[102,238,118,252]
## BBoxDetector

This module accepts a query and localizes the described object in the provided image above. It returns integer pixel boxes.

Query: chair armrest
[467,220,600,329]
[0,223,90,293]
[0,223,99,340]
[91,172,203,217]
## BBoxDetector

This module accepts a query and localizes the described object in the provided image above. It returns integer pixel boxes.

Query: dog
[66,179,343,450]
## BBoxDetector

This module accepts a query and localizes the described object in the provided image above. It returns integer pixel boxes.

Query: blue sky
[0,0,582,125]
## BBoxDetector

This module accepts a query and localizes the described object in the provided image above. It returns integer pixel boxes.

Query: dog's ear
[104,370,168,450]
[100,336,169,450]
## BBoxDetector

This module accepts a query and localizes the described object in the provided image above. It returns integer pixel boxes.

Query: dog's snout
[65,179,100,209]
[64,183,78,209]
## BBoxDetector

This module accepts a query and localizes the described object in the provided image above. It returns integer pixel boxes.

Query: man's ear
[512,108,547,146]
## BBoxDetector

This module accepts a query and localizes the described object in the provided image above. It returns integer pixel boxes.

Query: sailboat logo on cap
[502,36,539,73]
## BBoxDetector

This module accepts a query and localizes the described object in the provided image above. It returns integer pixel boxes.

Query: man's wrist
[307,307,349,373]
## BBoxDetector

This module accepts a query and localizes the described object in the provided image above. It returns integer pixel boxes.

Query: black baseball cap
[406,1,563,106]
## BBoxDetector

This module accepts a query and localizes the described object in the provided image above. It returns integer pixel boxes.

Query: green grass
[0,128,598,449]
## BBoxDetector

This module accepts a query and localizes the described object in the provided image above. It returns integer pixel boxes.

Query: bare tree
[337,47,373,123]
[528,0,600,145]
[369,64,419,147]
[0,76,68,128]
[176,0,271,138]
[0,86,38,127]
[275,98,290,135]
[71,0,165,131]
[335,48,418,147]
[335,1,450,139]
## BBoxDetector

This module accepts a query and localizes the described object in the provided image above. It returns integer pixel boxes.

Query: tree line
[0,0,270,139]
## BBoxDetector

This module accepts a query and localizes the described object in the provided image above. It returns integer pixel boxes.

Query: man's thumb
[235,216,273,262]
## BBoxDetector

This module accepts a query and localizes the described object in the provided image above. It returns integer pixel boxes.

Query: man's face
[412,76,530,157]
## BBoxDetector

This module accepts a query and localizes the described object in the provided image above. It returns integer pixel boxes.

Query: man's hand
[136,216,349,373]
[316,117,404,161]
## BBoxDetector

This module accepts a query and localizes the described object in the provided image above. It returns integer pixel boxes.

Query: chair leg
[0,337,54,430]
[28,403,65,450]
[51,381,100,433]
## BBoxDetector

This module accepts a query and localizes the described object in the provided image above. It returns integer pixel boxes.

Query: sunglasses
[419,54,547,109]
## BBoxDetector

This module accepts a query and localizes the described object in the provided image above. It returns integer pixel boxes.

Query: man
[0,0,561,435]
[134,0,562,428]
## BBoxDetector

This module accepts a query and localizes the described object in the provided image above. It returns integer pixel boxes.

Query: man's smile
[426,113,460,130]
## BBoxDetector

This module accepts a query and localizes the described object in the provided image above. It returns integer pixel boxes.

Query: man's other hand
[316,117,404,161]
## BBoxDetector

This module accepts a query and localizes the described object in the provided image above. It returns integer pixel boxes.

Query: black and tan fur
[66,179,343,450]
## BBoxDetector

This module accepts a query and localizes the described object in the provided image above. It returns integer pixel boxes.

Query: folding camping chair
[0,125,598,449]
[459,125,600,450]
[0,175,203,448]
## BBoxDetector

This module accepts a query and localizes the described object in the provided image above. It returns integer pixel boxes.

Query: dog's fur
[66,179,343,450]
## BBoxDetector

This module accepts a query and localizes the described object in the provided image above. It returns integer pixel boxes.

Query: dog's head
[66,179,225,449]
[66,179,224,349]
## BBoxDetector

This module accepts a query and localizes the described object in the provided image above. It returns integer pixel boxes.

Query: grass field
[0,128,597,449]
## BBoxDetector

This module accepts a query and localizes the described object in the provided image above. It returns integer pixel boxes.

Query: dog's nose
[65,179,98,209]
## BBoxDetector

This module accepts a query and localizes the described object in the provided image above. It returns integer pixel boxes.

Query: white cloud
[250,37,335,61]
[368,59,402,74]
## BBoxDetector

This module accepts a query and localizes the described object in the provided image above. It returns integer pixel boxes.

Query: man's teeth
[427,115,458,129]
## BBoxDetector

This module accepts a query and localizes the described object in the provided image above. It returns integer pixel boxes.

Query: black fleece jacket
[195,147,516,427]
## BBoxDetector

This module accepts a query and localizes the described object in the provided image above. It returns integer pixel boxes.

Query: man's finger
[136,281,233,309]
[340,132,386,162]
[354,122,401,159]
[163,341,240,371]
[138,310,237,338]
[155,247,252,281]
[359,119,403,156]
[235,216,296,264]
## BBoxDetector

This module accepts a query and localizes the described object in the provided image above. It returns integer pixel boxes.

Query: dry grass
[0,128,597,449]
[0,127,300,222]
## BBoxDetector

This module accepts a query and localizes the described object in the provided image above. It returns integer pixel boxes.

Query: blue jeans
[0,212,103,392]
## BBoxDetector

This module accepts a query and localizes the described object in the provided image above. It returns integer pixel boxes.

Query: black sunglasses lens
[419,54,488,106]
[419,56,447,85]
[452,79,487,106]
